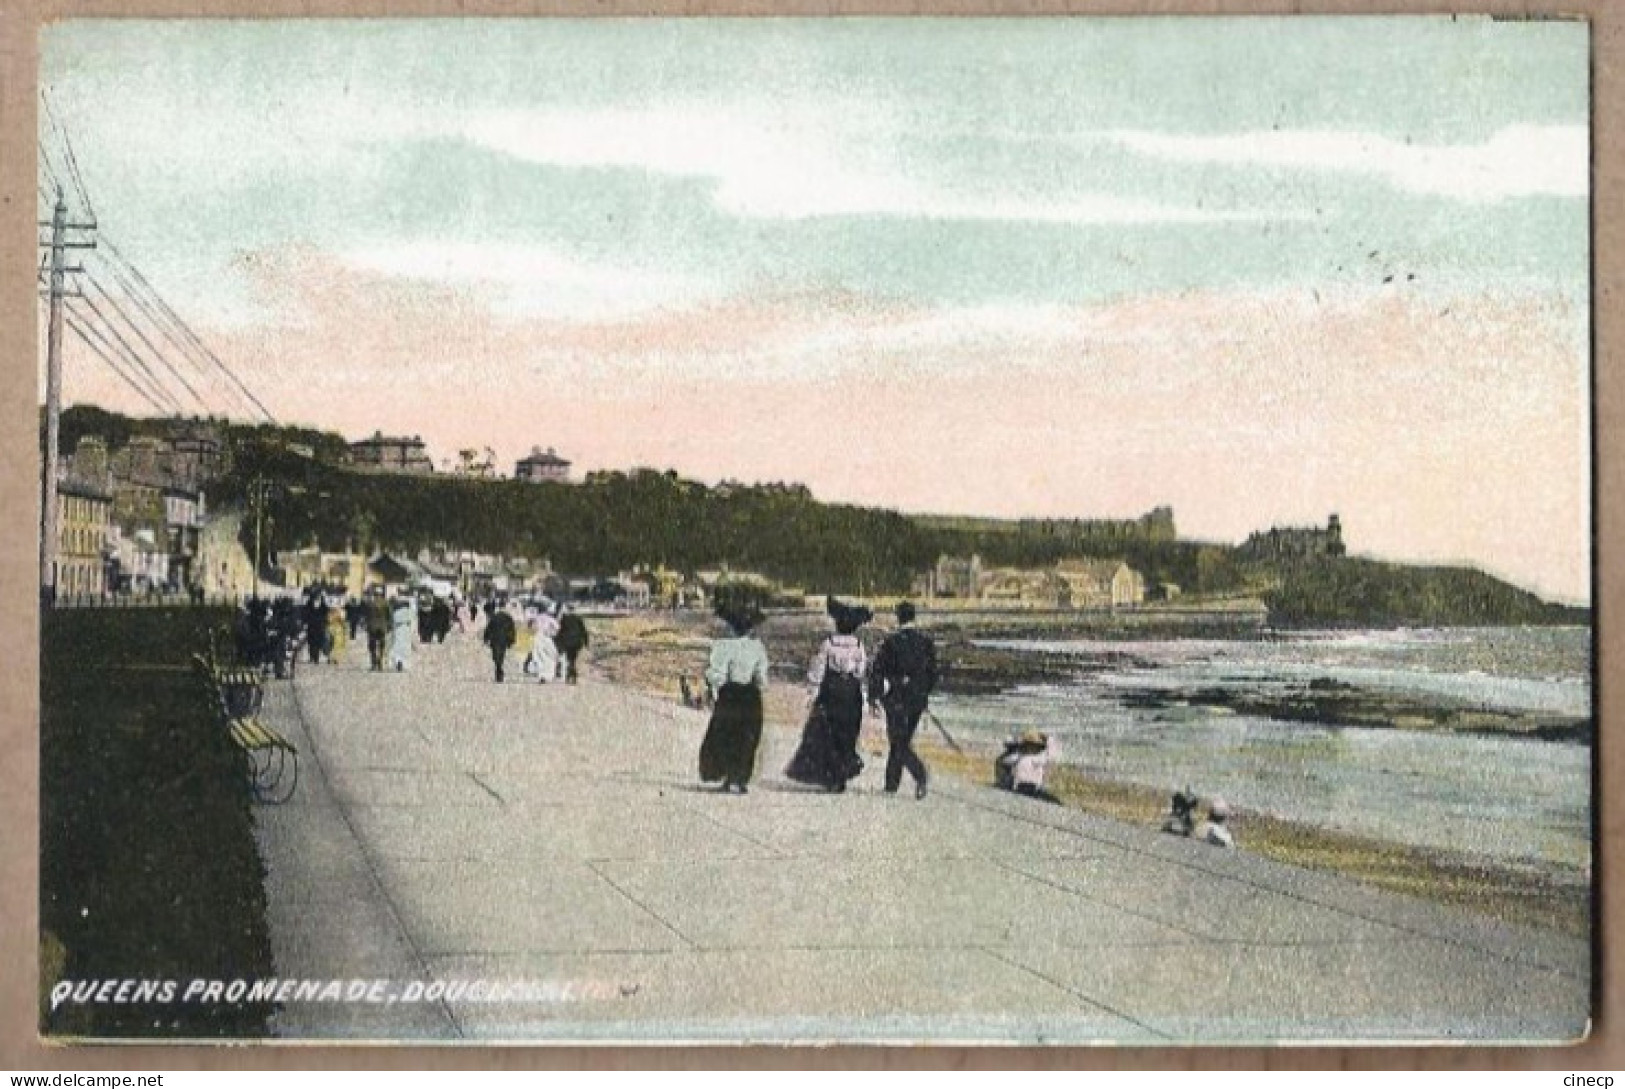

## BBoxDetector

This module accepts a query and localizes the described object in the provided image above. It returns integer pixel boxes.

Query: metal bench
[194,654,299,804]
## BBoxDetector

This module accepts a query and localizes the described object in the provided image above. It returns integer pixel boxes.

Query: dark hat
[717,603,764,634]
[826,597,873,634]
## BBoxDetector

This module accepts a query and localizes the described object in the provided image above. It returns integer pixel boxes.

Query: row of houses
[268,545,662,607]
[918,554,1154,609]
[348,433,573,482]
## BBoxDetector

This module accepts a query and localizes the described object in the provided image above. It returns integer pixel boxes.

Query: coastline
[585,609,1589,941]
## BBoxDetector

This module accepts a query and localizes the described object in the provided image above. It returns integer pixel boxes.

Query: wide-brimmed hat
[1208,798,1231,820]
[825,596,873,633]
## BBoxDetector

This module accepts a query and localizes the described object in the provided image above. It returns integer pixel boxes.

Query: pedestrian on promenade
[533,603,561,683]
[484,601,517,682]
[555,604,590,684]
[269,597,298,678]
[453,595,469,634]
[416,594,433,645]
[785,597,872,793]
[431,594,452,643]
[867,601,937,800]
[346,595,364,641]
[389,590,416,672]
[698,604,769,794]
[514,600,536,674]
[303,587,330,665]
[365,586,390,671]
[326,595,348,665]
[236,598,268,670]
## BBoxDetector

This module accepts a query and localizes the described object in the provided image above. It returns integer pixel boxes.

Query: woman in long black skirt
[785,598,872,792]
[698,605,770,794]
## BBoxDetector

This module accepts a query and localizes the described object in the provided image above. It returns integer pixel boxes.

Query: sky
[38,18,1591,601]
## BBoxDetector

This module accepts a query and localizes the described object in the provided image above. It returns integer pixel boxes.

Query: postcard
[34,16,1592,1044]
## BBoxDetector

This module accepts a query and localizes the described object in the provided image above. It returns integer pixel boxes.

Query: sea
[935,626,1592,877]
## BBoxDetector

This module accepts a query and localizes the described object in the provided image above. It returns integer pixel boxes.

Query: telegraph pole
[250,476,273,600]
[39,188,96,601]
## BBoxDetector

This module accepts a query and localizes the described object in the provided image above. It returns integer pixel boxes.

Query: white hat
[1209,798,1231,820]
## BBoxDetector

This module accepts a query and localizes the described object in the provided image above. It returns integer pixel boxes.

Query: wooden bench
[194,654,299,804]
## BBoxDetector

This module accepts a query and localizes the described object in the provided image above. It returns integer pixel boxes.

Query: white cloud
[1104,125,1587,202]
[341,241,711,320]
[462,106,1264,225]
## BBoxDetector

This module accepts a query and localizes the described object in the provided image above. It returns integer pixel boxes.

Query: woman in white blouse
[785,597,873,793]
[698,604,771,794]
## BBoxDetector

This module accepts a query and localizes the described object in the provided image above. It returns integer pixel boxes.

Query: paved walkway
[253,629,1589,1044]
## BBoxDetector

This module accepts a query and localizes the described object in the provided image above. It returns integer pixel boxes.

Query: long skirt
[534,638,560,682]
[698,682,764,785]
[785,674,865,790]
[390,621,414,669]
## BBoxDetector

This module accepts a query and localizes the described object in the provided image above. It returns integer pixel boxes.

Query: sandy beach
[584,609,1589,940]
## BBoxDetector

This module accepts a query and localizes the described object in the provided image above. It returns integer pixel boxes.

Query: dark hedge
[40,607,275,1037]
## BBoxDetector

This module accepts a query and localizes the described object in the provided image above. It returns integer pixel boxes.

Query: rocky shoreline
[1110,676,1592,744]
[591,610,1590,745]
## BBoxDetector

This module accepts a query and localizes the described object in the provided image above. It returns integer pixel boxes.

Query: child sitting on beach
[1160,788,1199,837]
[1193,797,1236,848]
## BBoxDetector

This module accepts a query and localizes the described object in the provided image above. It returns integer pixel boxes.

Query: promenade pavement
[253,626,1589,1044]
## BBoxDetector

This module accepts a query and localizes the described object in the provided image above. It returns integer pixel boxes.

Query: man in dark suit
[867,601,938,799]
[483,603,517,683]
[364,586,391,671]
[555,605,591,683]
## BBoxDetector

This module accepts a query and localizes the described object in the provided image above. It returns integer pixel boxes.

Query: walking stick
[926,709,964,755]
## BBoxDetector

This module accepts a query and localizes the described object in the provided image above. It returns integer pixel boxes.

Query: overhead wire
[40,91,95,221]
[97,246,248,420]
[64,312,171,414]
[72,290,187,415]
[37,141,65,211]
[101,239,277,423]
[65,300,183,415]
[98,255,233,416]
[82,267,210,413]
[41,101,279,425]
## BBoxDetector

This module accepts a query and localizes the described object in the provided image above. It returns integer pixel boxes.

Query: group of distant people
[232,595,305,678]
[696,596,939,797]
[232,582,591,683]
[236,582,1244,845]
[685,596,1243,848]
[479,597,590,684]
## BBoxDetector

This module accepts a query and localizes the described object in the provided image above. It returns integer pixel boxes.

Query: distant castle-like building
[1239,514,1346,561]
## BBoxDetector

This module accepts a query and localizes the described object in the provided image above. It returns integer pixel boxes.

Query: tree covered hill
[54,406,1585,622]
[1262,557,1585,628]
[220,435,1252,595]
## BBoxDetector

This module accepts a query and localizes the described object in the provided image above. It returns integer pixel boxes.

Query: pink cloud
[56,246,1589,601]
